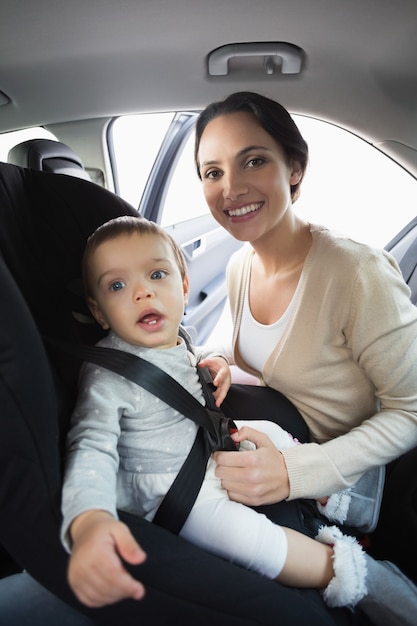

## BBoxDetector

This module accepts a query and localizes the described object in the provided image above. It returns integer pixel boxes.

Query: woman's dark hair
[194,91,309,201]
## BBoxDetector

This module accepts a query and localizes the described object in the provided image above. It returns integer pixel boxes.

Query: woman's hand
[198,356,231,407]
[68,510,147,607]
[213,425,290,505]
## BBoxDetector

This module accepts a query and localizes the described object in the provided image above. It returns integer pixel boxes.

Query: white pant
[180,420,297,578]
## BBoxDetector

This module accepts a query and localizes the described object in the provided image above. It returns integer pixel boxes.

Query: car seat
[0,161,349,625]
[0,161,138,619]
[8,138,92,181]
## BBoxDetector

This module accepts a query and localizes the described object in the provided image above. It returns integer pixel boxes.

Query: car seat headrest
[8,138,91,181]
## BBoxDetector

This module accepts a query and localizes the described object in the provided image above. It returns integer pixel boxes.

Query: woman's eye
[110,280,126,292]
[205,169,221,180]
[246,157,264,168]
[151,270,167,280]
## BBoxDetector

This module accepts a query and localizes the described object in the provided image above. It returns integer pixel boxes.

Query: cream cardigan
[227,224,417,500]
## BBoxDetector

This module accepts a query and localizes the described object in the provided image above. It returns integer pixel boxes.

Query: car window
[0,127,56,162]
[111,112,417,248]
[111,113,174,209]
[157,130,209,227]
[293,116,417,248]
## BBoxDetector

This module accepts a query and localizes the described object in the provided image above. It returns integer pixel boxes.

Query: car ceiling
[1,0,417,175]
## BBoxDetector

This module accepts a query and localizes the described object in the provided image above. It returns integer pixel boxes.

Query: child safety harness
[53,330,239,535]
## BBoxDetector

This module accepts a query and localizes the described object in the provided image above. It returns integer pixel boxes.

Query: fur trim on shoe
[316,525,368,608]
[317,490,351,524]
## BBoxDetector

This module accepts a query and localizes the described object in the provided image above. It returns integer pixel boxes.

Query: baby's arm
[198,355,231,407]
[63,363,147,607]
[68,509,147,607]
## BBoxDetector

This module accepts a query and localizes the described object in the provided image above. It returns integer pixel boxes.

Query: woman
[195,91,417,534]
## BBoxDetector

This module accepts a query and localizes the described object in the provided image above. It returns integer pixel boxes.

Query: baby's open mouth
[139,312,161,325]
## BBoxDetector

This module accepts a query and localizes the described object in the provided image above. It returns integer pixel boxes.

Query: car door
[137,112,242,344]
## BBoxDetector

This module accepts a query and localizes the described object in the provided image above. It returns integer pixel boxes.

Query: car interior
[1,1,417,623]
[7,139,92,181]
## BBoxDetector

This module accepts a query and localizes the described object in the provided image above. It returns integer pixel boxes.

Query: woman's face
[197,112,302,244]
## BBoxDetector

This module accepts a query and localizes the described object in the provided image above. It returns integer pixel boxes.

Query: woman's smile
[225,202,263,218]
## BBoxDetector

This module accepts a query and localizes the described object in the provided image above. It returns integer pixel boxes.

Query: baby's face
[87,232,189,350]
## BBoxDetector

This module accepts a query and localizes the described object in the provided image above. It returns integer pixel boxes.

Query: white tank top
[238,279,298,373]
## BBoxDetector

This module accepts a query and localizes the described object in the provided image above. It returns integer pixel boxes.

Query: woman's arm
[283,250,417,500]
[218,248,417,504]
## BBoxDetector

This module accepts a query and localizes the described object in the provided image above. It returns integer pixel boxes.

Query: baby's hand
[68,510,147,607]
[198,356,231,407]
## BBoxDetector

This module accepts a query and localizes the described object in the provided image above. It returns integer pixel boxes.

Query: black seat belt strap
[152,426,212,533]
[58,342,228,440]
[47,338,238,533]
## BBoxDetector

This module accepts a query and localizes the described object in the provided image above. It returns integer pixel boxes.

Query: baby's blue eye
[151,270,167,280]
[110,280,126,292]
